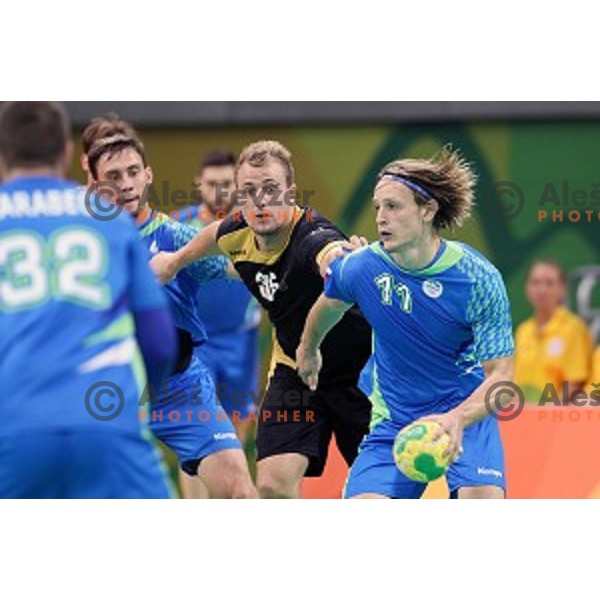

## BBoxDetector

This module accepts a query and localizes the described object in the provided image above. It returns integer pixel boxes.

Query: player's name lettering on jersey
[0,189,89,220]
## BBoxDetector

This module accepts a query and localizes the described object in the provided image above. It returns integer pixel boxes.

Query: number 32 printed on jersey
[0,228,110,311]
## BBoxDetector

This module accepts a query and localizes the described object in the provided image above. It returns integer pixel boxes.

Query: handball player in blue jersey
[297,149,515,499]
[0,102,177,499]
[86,132,257,499]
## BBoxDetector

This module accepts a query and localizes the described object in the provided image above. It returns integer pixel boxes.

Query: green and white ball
[393,421,451,483]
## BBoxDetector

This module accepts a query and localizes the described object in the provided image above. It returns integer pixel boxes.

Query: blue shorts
[195,328,260,419]
[0,430,174,499]
[149,356,242,475]
[344,417,505,499]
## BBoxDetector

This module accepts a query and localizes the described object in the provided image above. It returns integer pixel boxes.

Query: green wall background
[75,121,600,328]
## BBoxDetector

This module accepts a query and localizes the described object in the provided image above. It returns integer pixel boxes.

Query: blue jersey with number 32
[0,176,168,434]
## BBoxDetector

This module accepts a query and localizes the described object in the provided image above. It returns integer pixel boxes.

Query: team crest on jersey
[546,336,565,357]
[256,272,279,302]
[422,279,444,299]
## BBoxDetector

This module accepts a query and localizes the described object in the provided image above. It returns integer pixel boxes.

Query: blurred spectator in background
[584,346,600,401]
[515,260,593,404]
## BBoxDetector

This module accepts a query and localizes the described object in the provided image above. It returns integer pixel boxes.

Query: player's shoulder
[294,206,341,237]
[329,244,374,279]
[139,210,196,236]
[216,210,248,240]
[452,241,504,281]
[135,210,169,240]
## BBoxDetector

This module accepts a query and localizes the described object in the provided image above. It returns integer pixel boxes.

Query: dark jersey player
[151,140,372,498]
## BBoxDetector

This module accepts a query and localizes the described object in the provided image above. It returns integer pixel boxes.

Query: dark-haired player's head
[81,114,138,185]
[0,101,73,179]
[526,260,568,314]
[194,149,237,216]
[88,135,152,218]
[373,147,476,253]
[235,140,297,236]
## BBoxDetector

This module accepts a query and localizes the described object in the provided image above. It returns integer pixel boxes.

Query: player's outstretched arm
[296,294,353,391]
[150,220,223,284]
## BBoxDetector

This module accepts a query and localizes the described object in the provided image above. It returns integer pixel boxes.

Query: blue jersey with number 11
[325,240,514,428]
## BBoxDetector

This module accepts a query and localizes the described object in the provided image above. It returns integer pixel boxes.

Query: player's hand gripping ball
[393,421,452,483]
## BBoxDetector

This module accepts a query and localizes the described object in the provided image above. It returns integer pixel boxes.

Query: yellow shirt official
[584,346,600,399]
[515,307,593,402]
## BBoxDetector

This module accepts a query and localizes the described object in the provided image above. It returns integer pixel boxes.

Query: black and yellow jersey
[216,206,372,386]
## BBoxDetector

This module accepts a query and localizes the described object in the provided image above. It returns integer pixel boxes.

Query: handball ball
[393,421,452,483]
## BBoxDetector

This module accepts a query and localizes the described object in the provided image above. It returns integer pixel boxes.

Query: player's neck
[390,234,442,271]
[254,219,295,253]
[3,166,64,182]
[135,210,152,226]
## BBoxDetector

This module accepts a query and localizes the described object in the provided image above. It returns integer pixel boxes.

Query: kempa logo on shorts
[422,279,444,299]
[477,467,503,478]
[213,433,237,441]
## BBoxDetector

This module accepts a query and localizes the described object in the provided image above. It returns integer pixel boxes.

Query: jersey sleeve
[169,219,229,284]
[301,223,347,275]
[127,235,169,312]
[323,254,356,305]
[468,268,515,363]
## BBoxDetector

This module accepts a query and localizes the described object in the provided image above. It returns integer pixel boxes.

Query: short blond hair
[377,147,476,231]
[236,140,295,186]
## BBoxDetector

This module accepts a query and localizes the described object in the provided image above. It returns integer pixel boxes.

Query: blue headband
[379,173,435,201]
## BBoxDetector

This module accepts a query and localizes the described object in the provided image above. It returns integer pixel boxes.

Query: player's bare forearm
[300,294,352,351]
[450,356,515,428]
[297,295,352,390]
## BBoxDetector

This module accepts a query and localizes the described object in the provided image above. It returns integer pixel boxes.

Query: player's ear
[422,199,439,225]
[146,165,154,185]
[61,140,75,177]
[287,183,298,206]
